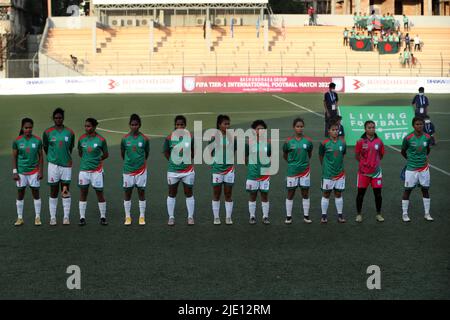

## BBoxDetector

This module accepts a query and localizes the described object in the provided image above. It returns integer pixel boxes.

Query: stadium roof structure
[92,0,268,9]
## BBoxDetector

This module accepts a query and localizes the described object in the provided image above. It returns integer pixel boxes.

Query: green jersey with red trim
[42,126,75,167]
[246,139,272,180]
[402,132,431,171]
[211,135,236,174]
[163,131,194,173]
[78,133,108,172]
[319,138,346,179]
[121,132,150,174]
[13,135,42,174]
[282,135,313,177]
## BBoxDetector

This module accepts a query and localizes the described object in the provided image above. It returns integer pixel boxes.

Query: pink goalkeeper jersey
[355,135,385,177]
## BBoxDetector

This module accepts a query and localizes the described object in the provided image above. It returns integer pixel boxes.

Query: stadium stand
[43,24,450,77]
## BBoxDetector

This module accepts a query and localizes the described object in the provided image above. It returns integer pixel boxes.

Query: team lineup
[12,106,433,227]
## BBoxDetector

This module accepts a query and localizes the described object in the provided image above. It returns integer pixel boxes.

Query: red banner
[182,76,345,93]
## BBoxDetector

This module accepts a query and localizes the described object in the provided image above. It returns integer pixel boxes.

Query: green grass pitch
[0,93,449,299]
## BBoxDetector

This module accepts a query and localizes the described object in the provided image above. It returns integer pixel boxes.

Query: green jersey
[283,135,313,177]
[402,132,431,171]
[210,135,236,174]
[121,132,150,174]
[163,131,194,173]
[42,126,75,167]
[403,16,408,23]
[13,135,42,174]
[246,139,272,180]
[319,138,346,179]
[78,133,108,172]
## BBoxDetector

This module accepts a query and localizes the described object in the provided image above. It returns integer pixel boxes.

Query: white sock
[321,197,329,215]
[248,201,256,218]
[49,197,58,219]
[335,197,344,215]
[79,201,87,219]
[124,200,131,218]
[167,196,175,218]
[212,200,220,219]
[303,198,310,216]
[225,201,233,218]
[186,196,195,219]
[34,199,41,217]
[98,202,106,218]
[402,200,409,215]
[139,200,146,218]
[16,199,24,219]
[62,198,71,219]
[262,201,270,218]
[423,198,430,215]
[286,199,293,217]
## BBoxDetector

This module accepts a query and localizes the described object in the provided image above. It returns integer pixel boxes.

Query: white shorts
[78,170,104,190]
[123,170,147,190]
[246,178,270,193]
[287,173,311,189]
[212,170,235,186]
[167,171,195,186]
[322,176,346,191]
[16,173,40,189]
[48,162,72,185]
[405,168,430,189]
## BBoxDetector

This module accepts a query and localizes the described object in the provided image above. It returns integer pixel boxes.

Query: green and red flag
[350,38,372,51]
[378,41,399,54]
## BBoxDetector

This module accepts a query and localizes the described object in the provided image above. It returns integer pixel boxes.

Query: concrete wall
[39,52,82,77]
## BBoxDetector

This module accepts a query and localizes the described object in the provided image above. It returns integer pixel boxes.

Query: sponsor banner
[345,76,450,94]
[183,76,345,93]
[0,76,182,95]
[339,105,415,146]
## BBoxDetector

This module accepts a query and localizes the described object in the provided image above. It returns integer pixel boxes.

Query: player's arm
[411,95,417,107]
[42,131,48,154]
[78,139,83,158]
[308,142,313,159]
[282,141,289,162]
[145,139,150,160]
[380,141,385,160]
[323,98,329,117]
[38,146,44,180]
[401,138,408,159]
[101,140,109,161]
[12,146,19,181]
[120,139,125,160]
[69,132,75,153]
[163,138,170,161]
[355,140,361,161]
[318,143,325,165]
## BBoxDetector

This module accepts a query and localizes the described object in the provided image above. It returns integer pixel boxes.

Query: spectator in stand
[398,31,403,48]
[401,49,411,67]
[414,34,421,51]
[308,6,316,26]
[412,87,429,118]
[343,28,349,46]
[405,33,411,50]
[367,20,374,36]
[403,14,409,31]
[353,12,359,30]
[388,32,394,42]
[350,26,356,37]
[70,54,78,69]
[393,33,399,44]
[411,53,417,66]
[372,32,379,49]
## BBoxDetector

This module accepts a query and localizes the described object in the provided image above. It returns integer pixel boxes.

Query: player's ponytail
[19,118,33,135]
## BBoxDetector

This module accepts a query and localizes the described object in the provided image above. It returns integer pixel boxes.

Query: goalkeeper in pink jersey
[354,121,385,223]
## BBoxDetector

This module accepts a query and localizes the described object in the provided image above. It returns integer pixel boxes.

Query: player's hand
[13,173,19,181]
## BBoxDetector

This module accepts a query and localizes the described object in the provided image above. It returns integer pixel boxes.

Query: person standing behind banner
[323,82,339,137]
[412,87,429,118]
